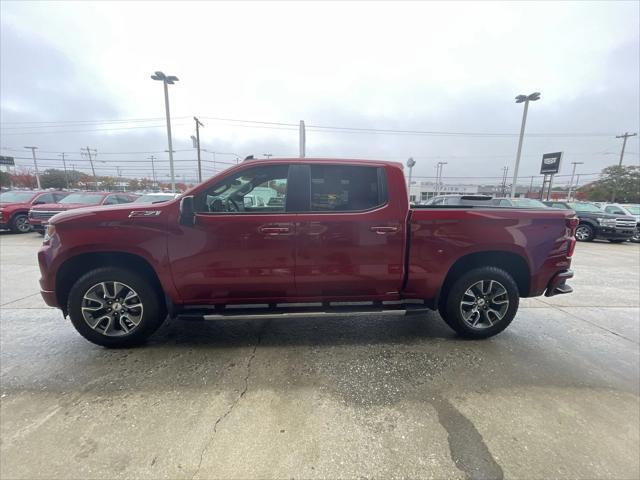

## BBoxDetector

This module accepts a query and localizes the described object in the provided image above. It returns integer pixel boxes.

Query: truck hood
[30,202,97,212]
[0,201,30,210]
[578,211,635,221]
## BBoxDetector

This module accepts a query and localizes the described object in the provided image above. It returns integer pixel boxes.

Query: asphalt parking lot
[0,232,638,479]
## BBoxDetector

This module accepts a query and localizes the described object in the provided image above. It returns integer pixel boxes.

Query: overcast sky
[1,1,638,186]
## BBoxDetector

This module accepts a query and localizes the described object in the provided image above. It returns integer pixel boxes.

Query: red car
[29,191,138,234]
[0,190,69,233]
[38,158,577,347]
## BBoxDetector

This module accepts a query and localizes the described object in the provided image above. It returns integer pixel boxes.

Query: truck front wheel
[10,213,31,233]
[440,266,519,339]
[67,267,166,347]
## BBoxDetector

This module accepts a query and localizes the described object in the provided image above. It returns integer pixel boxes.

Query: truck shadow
[152,311,456,348]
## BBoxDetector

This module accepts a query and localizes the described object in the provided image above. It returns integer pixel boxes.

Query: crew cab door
[294,164,405,299]
[168,164,299,304]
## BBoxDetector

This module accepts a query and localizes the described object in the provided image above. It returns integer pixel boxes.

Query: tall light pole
[193,117,204,183]
[436,161,447,195]
[406,157,416,201]
[567,161,583,201]
[24,146,41,189]
[511,92,541,198]
[151,71,179,192]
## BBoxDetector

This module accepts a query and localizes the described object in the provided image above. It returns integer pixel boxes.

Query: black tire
[67,267,166,347]
[630,229,639,243]
[575,224,595,242]
[9,213,31,234]
[440,266,519,339]
[608,239,626,243]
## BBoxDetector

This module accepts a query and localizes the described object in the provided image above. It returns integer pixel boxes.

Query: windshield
[567,202,602,213]
[622,205,640,215]
[0,191,37,203]
[59,193,105,205]
[134,194,175,203]
[511,198,547,208]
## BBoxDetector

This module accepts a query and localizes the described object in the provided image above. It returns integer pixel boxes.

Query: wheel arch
[55,251,165,316]
[437,251,530,309]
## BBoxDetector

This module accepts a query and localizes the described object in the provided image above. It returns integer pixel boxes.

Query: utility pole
[611,132,637,201]
[436,161,448,196]
[194,117,204,183]
[23,146,41,189]
[511,92,541,197]
[500,166,509,196]
[528,176,534,197]
[58,153,69,188]
[299,120,306,158]
[616,132,637,166]
[148,155,157,190]
[566,161,583,201]
[83,147,98,190]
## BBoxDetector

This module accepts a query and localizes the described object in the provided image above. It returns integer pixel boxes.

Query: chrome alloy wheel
[575,226,591,241]
[459,280,509,329]
[81,281,144,336]
[15,215,31,233]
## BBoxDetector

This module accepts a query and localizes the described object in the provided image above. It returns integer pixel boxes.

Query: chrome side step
[176,302,431,321]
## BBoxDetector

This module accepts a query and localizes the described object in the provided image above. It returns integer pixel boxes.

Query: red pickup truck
[38,159,577,347]
[0,190,69,233]
[29,191,138,233]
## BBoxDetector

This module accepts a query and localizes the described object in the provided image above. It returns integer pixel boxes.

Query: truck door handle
[370,226,399,235]
[259,226,291,235]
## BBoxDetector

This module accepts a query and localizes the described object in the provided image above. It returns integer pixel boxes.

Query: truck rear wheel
[440,266,519,339]
[67,267,166,347]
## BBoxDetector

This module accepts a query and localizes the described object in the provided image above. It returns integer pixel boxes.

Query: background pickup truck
[0,190,68,233]
[543,201,636,243]
[38,158,577,347]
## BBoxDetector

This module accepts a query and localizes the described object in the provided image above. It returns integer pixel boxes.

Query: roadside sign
[540,152,562,174]
[0,155,15,166]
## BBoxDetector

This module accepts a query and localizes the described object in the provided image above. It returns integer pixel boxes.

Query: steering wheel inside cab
[208,197,241,213]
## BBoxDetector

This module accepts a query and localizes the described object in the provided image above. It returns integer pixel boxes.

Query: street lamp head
[406,157,416,168]
[516,92,541,103]
[151,71,166,81]
[165,75,179,84]
[23,146,38,150]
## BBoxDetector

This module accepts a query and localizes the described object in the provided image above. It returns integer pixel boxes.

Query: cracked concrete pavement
[0,232,638,479]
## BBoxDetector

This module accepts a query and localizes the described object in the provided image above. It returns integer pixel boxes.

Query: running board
[175,302,431,321]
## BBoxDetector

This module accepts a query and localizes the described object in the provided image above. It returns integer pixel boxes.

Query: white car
[602,203,640,242]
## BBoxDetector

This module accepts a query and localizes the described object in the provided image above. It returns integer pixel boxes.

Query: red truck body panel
[38,159,574,313]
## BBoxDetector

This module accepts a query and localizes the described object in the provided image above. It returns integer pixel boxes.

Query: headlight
[597,218,616,227]
[43,224,56,244]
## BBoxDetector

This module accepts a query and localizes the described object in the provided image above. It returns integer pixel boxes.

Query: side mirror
[179,195,196,226]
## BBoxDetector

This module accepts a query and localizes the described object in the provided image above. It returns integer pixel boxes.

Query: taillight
[566,217,578,257]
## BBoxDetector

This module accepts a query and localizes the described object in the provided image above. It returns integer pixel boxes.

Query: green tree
[40,169,70,189]
[580,165,640,203]
[0,170,10,188]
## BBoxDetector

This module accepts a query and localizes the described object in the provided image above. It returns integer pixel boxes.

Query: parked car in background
[544,201,636,243]
[0,190,68,233]
[601,203,640,242]
[423,194,495,206]
[38,158,577,347]
[491,198,549,208]
[29,192,138,234]
[133,193,180,204]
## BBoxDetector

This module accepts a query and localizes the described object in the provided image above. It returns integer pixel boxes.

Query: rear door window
[309,165,385,212]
